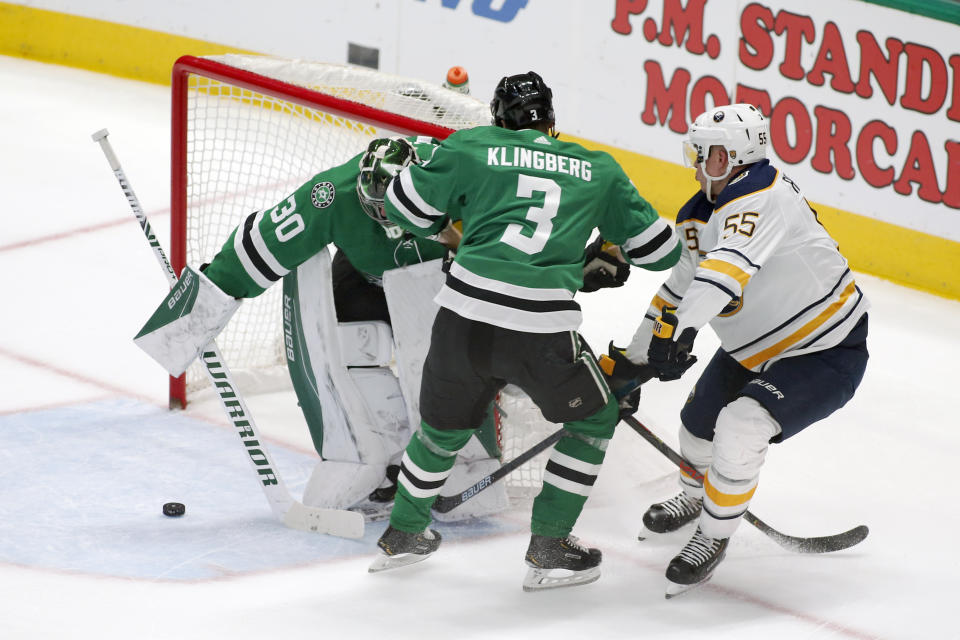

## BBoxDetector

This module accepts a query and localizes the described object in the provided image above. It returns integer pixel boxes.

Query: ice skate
[368,526,441,573]
[523,534,601,592]
[664,526,728,599]
[638,492,702,539]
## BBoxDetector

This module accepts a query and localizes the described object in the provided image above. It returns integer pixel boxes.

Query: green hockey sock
[389,421,474,532]
[531,397,618,538]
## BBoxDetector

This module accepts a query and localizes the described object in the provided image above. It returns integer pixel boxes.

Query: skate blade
[368,551,432,574]
[522,566,601,592]
[664,574,713,599]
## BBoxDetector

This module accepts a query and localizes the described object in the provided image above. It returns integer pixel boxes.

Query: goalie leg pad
[337,321,393,366]
[302,460,387,511]
[134,266,241,375]
[286,249,410,465]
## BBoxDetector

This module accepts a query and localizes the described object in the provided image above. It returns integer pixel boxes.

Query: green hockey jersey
[384,126,680,332]
[202,137,447,298]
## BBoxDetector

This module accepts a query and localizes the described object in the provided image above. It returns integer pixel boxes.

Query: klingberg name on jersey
[486,146,593,182]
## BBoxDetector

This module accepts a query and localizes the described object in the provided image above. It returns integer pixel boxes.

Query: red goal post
[169,54,490,408]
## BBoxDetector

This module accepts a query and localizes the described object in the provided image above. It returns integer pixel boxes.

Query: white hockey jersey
[629,159,869,372]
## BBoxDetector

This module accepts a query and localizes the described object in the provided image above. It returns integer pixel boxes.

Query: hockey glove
[598,342,655,418]
[581,236,630,292]
[647,308,698,381]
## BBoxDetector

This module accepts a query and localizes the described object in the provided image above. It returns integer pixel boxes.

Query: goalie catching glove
[597,344,654,418]
[133,266,241,375]
[580,235,629,292]
[647,307,698,381]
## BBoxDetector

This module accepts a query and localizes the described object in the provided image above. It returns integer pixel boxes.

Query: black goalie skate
[664,526,729,598]
[368,526,441,573]
[523,534,602,592]
[639,492,702,539]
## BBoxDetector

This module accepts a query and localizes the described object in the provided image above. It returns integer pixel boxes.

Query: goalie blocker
[134,266,241,375]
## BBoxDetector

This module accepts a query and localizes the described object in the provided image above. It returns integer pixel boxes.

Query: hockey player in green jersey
[368,71,682,590]
[136,136,508,521]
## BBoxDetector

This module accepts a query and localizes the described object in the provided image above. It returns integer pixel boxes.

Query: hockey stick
[623,413,868,553]
[92,128,364,539]
[432,427,566,513]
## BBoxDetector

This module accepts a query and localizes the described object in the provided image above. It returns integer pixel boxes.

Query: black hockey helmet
[356,137,419,225]
[490,71,554,130]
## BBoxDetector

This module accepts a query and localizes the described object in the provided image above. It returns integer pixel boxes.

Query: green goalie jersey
[202,137,447,299]
[384,125,681,333]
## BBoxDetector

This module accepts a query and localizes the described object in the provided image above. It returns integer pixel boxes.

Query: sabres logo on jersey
[719,294,744,317]
[310,181,335,208]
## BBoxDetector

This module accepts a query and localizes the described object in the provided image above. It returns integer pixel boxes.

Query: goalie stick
[623,413,868,553]
[432,427,566,513]
[92,128,364,539]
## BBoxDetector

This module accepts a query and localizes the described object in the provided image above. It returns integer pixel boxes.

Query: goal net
[170,54,554,498]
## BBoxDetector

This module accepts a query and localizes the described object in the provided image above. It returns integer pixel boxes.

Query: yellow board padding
[565,133,960,301]
[4,3,957,300]
[0,2,253,84]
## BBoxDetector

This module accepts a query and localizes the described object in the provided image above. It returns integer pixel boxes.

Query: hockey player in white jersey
[616,103,870,597]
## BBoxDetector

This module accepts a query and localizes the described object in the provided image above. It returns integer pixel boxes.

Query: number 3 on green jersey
[500,175,560,255]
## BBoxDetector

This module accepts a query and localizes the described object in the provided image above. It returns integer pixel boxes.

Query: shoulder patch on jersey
[676,190,713,224]
[311,181,336,208]
[716,159,776,209]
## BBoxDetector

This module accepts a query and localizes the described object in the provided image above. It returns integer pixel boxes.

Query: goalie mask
[681,103,768,201]
[490,71,555,131]
[357,137,420,226]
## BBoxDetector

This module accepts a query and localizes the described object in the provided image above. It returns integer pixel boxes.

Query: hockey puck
[162,502,185,517]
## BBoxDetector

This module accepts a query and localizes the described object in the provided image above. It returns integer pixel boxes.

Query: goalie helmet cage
[169,54,552,497]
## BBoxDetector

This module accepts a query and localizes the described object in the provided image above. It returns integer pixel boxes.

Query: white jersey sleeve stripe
[233,211,275,290]
[622,218,677,264]
[387,169,445,229]
[249,212,290,281]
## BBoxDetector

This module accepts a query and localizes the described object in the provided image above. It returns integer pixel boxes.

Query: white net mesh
[497,385,557,501]
[176,55,491,395]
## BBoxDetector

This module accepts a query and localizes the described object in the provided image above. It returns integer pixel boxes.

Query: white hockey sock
[699,396,781,539]
[678,425,712,499]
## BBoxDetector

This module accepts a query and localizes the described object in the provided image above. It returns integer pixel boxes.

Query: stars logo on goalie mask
[311,181,336,208]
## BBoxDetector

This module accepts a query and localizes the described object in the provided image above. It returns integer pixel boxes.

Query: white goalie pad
[134,266,241,375]
[337,321,393,366]
[382,259,489,462]
[293,249,410,469]
[302,460,387,511]
[382,259,442,433]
